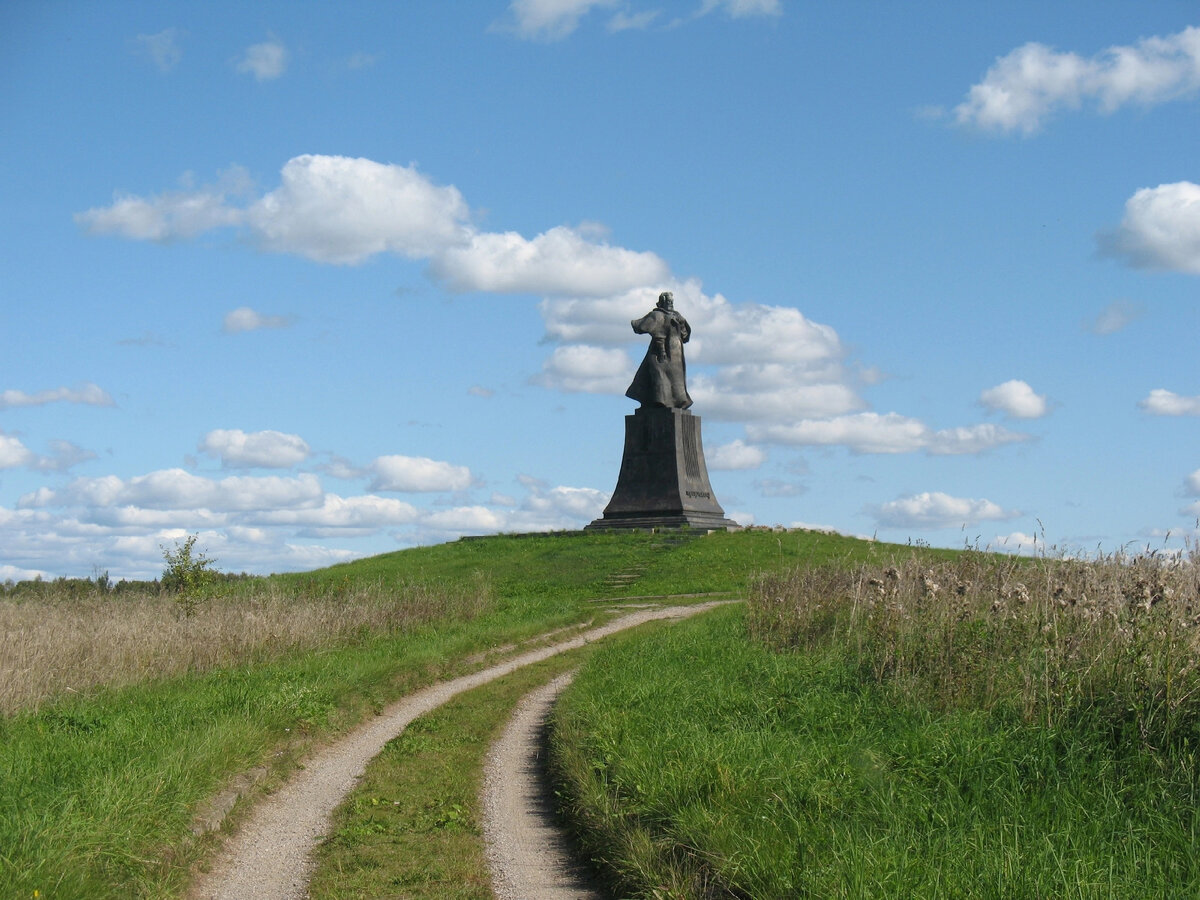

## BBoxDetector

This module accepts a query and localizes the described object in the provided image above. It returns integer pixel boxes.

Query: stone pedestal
[586,407,738,531]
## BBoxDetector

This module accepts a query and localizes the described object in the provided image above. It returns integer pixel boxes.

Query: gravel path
[189,601,728,900]
[482,671,604,899]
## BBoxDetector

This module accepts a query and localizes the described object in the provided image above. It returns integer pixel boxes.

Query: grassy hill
[4,526,1114,899]
[3,526,905,899]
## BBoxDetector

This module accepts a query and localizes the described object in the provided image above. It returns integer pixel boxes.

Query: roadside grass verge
[550,550,1200,898]
[307,651,584,900]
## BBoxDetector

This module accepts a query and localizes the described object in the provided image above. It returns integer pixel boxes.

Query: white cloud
[0,563,47,583]
[222,306,295,333]
[75,167,251,242]
[994,531,1040,555]
[1140,389,1200,416]
[23,469,324,512]
[0,433,35,470]
[1104,182,1200,273]
[0,383,114,410]
[504,0,619,41]
[135,28,182,72]
[533,345,632,394]
[251,494,419,529]
[247,155,470,264]
[926,423,1030,455]
[708,439,767,470]
[749,412,1030,455]
[35,441,97,473]
[872,491,1018,529]
[199,429,310,468]
[1183,469,1200,496]
[979,379,1049,419]
[367,455,474,492]
[693,376,863,422]
[956,26,1200,134]
[423,505,507,533]
[1086,299,1143,335]
[540,280,863,420]
[236,38,288,81]
[430,225,669,296]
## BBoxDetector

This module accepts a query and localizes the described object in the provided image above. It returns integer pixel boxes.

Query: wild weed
[747,545,1200,753]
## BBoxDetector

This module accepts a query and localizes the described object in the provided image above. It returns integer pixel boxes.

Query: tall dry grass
[0,577,491,715]
[748,546,1200,750]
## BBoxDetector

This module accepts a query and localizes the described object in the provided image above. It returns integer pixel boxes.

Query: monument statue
[587,290,737,532]
[625,291,693,410]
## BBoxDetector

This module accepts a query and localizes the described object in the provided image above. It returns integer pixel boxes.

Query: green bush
[160,534,217,616]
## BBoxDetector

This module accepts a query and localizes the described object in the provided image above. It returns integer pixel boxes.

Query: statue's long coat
[625,308,693,409]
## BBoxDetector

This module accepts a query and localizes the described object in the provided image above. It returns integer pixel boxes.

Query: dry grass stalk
[748,546,1200,749]
[0,578,491,715]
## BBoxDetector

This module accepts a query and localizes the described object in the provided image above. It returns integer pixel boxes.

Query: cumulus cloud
[430,226,669,296]
[423,505,507,533]
[250,493,419,530]
[0,383,114,410]
[75,167,251,242]
[1102,182,1200,273]
[246,155,469,264]
[367,455,474,492]
[539,280,863,417]
[956,26,1200,134]
[135,28,183,71]
[1184,468,1200,496]
[1140,389,1200,416]
[533,345,632,394]
[236,38,288,81]
[222,307,295,333]
[979,379,1049,419]
[708,439,767,470]
[78,155,663,288]
[22,469,324,513]
[994,531,1040,554]
[199,429,311,468]
[0,434,94,473]
[872,491,1018,529]
[0,433,35,470]
[749,412,1030,455]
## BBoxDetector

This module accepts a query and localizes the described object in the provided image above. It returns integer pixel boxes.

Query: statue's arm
[631,311,660,335]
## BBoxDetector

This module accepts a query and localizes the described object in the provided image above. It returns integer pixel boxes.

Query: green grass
[0,528,982,898]
[550,597,1200,898]
[2,527,884,899]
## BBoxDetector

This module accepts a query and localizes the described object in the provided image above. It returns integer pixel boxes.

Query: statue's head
[656,291,674,310]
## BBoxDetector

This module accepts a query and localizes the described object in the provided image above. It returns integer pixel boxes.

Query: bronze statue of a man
[625,291,692,409]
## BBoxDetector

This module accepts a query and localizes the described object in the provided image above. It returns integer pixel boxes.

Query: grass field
[9,527,1190,898]
[549,547,1200,898]
[1,527,866,899]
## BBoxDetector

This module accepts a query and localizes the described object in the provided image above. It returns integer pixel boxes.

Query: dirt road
[481,670,604,899]
[189,601,728,900]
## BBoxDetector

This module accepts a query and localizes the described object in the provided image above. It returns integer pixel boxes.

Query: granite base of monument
[586,407,738,531]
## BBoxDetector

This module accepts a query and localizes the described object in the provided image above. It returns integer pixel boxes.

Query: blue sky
[2,1,1199,580]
